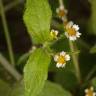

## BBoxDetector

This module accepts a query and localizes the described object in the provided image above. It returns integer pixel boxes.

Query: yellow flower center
[57,55,66,64]
[58,9,65,17]
[86,89,94,96]
[67,28,76,36]
[50,31,57,39]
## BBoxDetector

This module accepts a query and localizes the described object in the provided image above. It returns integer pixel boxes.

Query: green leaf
[51,38,70,52]
[0,80,11,96]
[23,0,52,44]
[54,70,78,91]
[17,52,30,65]
[24,48,51,96]
[10,81,24,96]
[9,80,71,96]
[90,44,96,54]
[39,81,72,96]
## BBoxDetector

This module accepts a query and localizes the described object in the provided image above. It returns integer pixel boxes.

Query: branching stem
[0,0,15,66]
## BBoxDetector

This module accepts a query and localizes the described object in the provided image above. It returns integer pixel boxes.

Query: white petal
[55,30,59,35]
[65,32,68,38]
[56,63,62,68]
[59,5,64,10]
[73,24,79,31]
[60,51,65,56]
[65,54,70,61]
[54,55,59,61]
[66,21,74,28]
[85,89,88,93]
[76,32,81,38]
[69,36,76,41]
[93,92,96,96]
[61,63,66,68]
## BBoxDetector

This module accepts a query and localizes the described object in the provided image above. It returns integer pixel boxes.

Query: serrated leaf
[23,0,52,44]
[39,81,72,96]
[24,48,51,96]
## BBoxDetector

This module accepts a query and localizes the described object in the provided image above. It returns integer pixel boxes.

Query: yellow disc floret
[85,86,96,96]
[50,29,58,39]
[57,55,66,65]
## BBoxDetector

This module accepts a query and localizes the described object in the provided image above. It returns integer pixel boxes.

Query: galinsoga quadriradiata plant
[23,0,96,96]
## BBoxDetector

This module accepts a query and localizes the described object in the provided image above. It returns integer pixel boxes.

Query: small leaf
[23,0,52,44]
[39,81,72,96]
[24,48,51,96]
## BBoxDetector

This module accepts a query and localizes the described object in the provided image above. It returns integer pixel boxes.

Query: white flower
[54,51,70,68]
[85,86,96,96]
[65,21,81,41]
[50,29,59,39]
[56,5,68,21]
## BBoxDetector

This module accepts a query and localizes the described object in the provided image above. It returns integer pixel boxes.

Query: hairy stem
[0,0,15,66]
[0,53,22,81]
[69,41,81,83]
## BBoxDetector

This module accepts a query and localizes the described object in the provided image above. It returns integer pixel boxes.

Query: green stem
[0,53,22,81]
[85,65,96,81]
[0,0,15,66]
[69,41,81,83]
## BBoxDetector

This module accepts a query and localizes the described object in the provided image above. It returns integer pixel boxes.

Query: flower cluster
[50,0,82,68]
[85,86,96,96]
[54,51,70,68]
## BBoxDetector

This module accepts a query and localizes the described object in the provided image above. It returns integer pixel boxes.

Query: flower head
[65,21,81,41]
[56,5,68,22]
[50,29,58,39]
[54,51,70,68]
[85,86,96,96]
